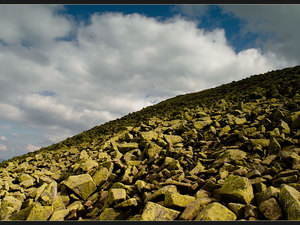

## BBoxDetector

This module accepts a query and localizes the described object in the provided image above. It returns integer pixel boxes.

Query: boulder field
[0,65,300,220]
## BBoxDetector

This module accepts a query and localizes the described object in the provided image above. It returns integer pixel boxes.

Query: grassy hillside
[0,65,299,221]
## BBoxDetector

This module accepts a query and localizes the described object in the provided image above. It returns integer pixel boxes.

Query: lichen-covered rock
[92,167,110,187]
[140,201,180,221]
[193,117,213,130]
[164,134,183,145]
[250,139,270,148]
[145,185,177,202]
[117,142,139,153]
[108,188,127,205]
[278,184,300,220]
[145,142,162,158]
[62,174,97,200]
[259,198,282,220]
[255,186,280,204]
[49,209,70,221]
[164,191,195,208]
[140,131,158,142]
[218,149,247,162]
[0,196,22,220]
[98,208,128,220]
[114,198,138,208]
[39,180,57,206]
[228,203,245,219]
[195,202,237,220]
[180,197,212,220]
[220,175,254,204]
[26,202,53,220]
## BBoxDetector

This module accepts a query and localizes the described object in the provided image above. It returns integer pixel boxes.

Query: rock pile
[0,66,300,220]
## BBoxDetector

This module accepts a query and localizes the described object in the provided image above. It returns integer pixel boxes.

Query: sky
[0,4,299,160]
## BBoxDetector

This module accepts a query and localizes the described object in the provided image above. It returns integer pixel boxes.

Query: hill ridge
[0,65,299,221]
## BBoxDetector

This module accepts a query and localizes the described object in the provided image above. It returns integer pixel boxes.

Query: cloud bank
[0,5,295,159]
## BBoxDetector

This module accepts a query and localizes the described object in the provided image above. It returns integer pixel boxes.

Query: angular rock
[220,175,254,204]
[145,185,177,202]
[108,188,127,205]
[117,142,139,153]
[92,167,110,187]
[164,134,183,145]
[278,184,300,220]
[39,180,57,206]
[255,186,280,204]
[140,131,159,142]
[99,208,128,220]
[140,201,180,221]
[49,209,70,221]
[164,191,195,208]
[26,202,53,221]
[114,198,138,208]
[145,142,162,158]
[0,195,22,220]
[195,202,237,221]
[259,198,282,220]
[63,174,97,200]
[180,197,212,220]
[228,203,245,219]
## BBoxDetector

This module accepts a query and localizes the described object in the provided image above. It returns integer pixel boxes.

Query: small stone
[255,186,280,204]
[259,198,282,220]
[140,201,180,221]
[196,202,237,221]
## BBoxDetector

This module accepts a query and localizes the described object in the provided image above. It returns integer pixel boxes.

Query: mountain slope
[0,65,299,221]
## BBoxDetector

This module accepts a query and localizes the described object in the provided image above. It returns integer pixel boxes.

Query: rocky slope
[0,65,300,221]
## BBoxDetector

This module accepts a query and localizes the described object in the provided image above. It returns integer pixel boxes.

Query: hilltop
[0,65,299,221]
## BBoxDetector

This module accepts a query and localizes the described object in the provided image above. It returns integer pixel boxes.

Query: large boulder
[220,175,254,204]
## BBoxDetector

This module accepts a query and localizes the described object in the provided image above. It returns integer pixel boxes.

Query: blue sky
[0,4,299,160]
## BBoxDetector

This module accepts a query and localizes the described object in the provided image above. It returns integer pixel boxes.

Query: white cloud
[0,5,71,46]
[0,136,7,141]
[0,144,7,151]
[221,5,300,63]
[26,144,40,152]
[0,6,294,158]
